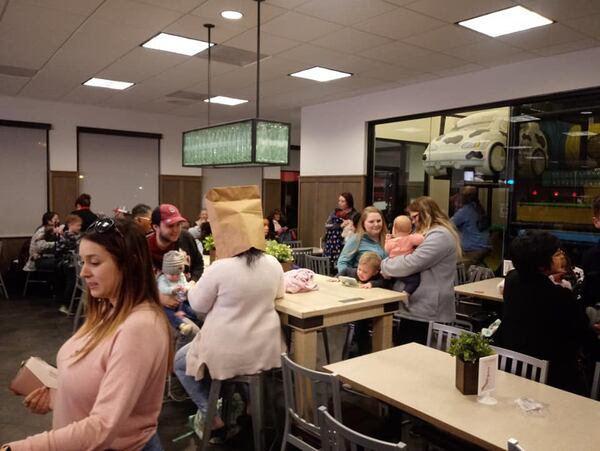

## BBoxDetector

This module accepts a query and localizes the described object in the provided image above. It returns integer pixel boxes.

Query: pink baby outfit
[385,233,424,258]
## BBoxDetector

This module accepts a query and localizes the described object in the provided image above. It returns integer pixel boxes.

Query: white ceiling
[1,0,600,133]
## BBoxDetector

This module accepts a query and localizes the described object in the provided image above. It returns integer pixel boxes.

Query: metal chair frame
[305,254,332,276]
[285,240,303,249]
[507,438,526,451]
[426,322,474,352]
[591,361,600,400]
[491,346,549,384]
[291,248,314,268]
[67,252,84,316]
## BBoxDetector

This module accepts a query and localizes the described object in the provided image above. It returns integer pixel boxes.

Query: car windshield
[455,119,493,130]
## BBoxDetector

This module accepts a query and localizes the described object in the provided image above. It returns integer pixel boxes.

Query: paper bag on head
[205,185,266,259]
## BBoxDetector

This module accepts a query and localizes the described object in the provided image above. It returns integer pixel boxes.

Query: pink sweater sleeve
[8,316,168,451]
[410,233,425,248]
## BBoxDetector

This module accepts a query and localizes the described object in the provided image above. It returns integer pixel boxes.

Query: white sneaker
[181,317,200,336]
[189,411,205,440]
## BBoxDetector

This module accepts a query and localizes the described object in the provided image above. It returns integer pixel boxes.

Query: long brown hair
[73,218,173,370]
[407,196,462,258]
[347,206,388,256]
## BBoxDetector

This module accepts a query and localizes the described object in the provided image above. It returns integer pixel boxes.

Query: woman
[337,206,387,273]
[174,238,285,436]
[267,209,288,241]
[324,193,359,263]
[381,197,461,345]
[451,186,490,269]
[4,218,172,451]
[24,211,61,272]
[499,231,590,394]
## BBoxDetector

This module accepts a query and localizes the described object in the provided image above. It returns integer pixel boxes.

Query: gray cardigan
[381,226,457,323]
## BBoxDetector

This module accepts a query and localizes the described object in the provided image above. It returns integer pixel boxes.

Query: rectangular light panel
[458,6,553,38]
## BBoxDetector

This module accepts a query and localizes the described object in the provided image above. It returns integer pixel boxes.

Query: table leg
[372,314,393,351]
[292,329,318,369]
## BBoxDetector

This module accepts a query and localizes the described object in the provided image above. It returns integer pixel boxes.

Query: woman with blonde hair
[381,196,461,345]
[4,218,172,451]
[337,206,388,273]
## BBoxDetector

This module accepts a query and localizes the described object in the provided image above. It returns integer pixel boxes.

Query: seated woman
[174,205,285,438]
[451,186,490,269]
[3,218,172,450]
[381,197,461,345]
[498,231,590,394]
[24,211,61,272]
[268,209,289,241]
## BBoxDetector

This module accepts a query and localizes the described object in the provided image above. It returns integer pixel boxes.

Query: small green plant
[448,332,494,364]
[202,235,215,251]
[265,240,293,263]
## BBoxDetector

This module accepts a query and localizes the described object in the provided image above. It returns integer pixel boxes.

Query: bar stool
[198,373,265,451]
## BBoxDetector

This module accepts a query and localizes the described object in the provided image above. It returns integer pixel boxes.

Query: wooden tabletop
[275,274,406,319]
[325,343,599,451]
[454,277,504,302]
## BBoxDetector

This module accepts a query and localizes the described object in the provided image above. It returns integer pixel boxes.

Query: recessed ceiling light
[204,96,248,106]
[458,6,553,37]
[221,10,243,20]
[142,32,213,56]
[289,66,352,82]
[581,111,593,115]
[83,77,134,90]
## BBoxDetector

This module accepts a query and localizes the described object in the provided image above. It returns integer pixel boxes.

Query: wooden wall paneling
[262,179,281,217]
[50,171,78,220]
[160,175,203,224]
[298,175,366,247]
[0,237,29,272]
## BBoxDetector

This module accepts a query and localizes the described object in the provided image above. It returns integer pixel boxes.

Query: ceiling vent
[165,90,207,104]
[0,65,37,77]
[196,44,270,67]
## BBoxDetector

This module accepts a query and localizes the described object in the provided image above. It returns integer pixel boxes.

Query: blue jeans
[163,301,197,329]
[174,343,211,413]
[140,433,163,451]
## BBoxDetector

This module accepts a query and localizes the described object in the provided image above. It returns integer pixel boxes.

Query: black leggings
[395,318,429,346]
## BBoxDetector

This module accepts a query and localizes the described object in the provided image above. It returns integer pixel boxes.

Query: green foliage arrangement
[265,240,293,263]
[448,332,494,364]
[202,235,215,251]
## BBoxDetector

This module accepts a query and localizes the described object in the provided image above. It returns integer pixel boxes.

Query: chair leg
[248,375,264,451]
[22,272,30,297]
[200,379,222,451]
[321,328,331,364]
[67,282,80,316]
[341,323,355,360]
[72,293,86,334]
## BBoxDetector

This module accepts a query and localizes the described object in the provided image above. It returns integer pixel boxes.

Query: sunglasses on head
[87,218,124,237]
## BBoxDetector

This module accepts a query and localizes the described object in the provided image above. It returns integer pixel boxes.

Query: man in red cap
[148,204,204,309]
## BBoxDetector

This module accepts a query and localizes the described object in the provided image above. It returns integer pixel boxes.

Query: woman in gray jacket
[381,197,461,345]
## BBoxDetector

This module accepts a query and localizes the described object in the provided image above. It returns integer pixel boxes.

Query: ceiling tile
[96,47,188,83]
[20,0,104,15]
[433,63,485,77]
[564,14,600,40]
[532,38,600,57]
[0,2,87,69]
[311,28,391,54]
[280,44,379,75]
[134,98,182,114]
[260,11,342,42]
[358,41,433,65]
[405,0,515,23]
[358,63,423,83]
[354,7,446,40]
[100,78,179,108]
[519,0,600,21]
[497,23,586,50]
[0,75,30,96]
[402,25,485,52]
[379,0,416,5]
[223,31,301,55]
[190,0,287,29]
[60,84,121,105]
[164,14,247,43]
[397,52,468,72]
[132,0,208,13]
[94,0,181,30]
[266,0,312,9]
[19,64,89,100]
[296,0,397,26]
[444,40,531,65]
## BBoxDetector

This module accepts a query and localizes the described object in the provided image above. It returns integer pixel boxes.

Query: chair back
[427,322,474,352]
[590,361,599,400]
[281,354,342,450]
[318,406,407,450]
[292,248,314,268]
[305,254,331,276]
[507,438,526,451]
[492,346,548,384]
[285,240,303,248]
[467,265,495,282]
[455,262,468,285]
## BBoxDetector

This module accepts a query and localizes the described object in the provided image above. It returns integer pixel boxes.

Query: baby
[339,252,387,289]
[157,250,199,336]
[384,215,424,295]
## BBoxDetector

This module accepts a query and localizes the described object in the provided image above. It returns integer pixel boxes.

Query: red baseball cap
[158,204,186,225]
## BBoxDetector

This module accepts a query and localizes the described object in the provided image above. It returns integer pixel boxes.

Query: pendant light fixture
[182,0,291,167]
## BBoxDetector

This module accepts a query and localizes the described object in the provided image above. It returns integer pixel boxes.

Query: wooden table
[325,343,600,451]
[454,277,504,302]
[276,274,405,369]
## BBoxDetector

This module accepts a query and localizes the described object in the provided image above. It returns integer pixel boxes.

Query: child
[158,250,199,336]
[338,252,387,289]
[56,215,82,313]
[384,215,425,294]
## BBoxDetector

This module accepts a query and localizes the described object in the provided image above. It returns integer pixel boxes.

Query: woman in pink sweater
[3,218,172,451]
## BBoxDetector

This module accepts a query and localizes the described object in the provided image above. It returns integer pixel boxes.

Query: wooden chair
[318,406,407,450]
[507,438,526,451]
[305,254,332,276]
[0,241,8,299]
[492,346,549,384]
[280,353,342,451]
[426,322,473,352]
[590,361,599,400]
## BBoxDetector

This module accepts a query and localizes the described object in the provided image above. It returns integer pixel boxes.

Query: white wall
[301,46,600,176]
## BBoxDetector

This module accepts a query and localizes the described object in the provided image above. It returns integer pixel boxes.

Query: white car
[423,111,548,177]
